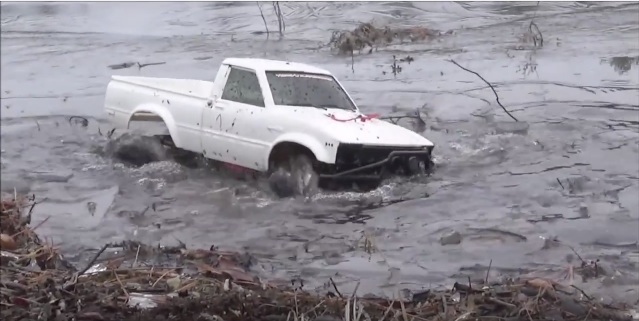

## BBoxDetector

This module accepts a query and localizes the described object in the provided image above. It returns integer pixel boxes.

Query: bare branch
[256,2,269,37]
[446,59,519,122]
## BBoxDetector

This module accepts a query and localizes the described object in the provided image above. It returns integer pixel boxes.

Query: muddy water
[2,1,638,302]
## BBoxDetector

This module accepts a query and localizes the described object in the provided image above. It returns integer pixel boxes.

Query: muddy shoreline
[1,1,639,311]
[2,194,637,321]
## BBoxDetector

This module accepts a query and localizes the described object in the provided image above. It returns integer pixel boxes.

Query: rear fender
[268,133,334,165]
[129,103,181,147]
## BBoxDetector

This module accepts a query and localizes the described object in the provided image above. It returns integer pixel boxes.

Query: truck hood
[293,107,434,147]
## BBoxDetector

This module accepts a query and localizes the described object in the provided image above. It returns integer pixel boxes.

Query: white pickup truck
[104,58,435,197]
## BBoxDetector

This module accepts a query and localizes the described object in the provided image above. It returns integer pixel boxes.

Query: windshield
[265,71,356,110]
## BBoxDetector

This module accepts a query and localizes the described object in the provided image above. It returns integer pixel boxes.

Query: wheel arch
[128,103,181,147]
[266,134,334,171]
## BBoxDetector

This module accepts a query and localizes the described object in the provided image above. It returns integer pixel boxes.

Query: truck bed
[111,76,214,99]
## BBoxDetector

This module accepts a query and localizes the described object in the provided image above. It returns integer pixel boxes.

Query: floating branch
[137,62,166,70]
[446,59,519,122]
[107,61,166,70]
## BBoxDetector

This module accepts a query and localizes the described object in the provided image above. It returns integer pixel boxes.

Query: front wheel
[268,154,319,198]
[291,154,320,197]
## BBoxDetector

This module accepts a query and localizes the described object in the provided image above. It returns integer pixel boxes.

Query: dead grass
[1,193,634,321]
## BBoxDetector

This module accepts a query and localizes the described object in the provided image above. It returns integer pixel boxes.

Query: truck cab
[199,58,360,173]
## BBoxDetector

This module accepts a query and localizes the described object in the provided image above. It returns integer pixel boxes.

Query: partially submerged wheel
[268,154,319,198]
[402,155,434,177]
[291,154,319,196]
[104,133,168,167]
[352,180,381,192]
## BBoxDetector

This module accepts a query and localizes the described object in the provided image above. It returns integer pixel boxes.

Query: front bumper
[318,143,434,181]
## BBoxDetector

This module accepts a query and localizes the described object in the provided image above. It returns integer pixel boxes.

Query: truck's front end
[319,143,434,183]
[263,61,435,191]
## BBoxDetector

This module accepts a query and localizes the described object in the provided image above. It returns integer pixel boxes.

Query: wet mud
[1,1,639,306]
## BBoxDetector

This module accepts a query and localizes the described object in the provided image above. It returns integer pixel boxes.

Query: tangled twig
[446,59,519,122]
[379,110,425,127]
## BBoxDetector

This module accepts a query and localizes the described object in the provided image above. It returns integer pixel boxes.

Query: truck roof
[222,58,333,76]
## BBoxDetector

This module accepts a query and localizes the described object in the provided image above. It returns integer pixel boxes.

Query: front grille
[333,143,432,174]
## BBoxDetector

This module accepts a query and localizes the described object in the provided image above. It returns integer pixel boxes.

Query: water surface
[1,1,638,303]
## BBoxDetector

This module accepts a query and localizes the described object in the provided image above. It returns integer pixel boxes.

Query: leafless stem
[329,277,343,298]
[282,6,286,32]
[78,243,111,276]
[446,59,519,122]
[556,178,565,190]
[351,49,355,73]
[529,21,544,48]
[272,2,284,37]
[570,284,593,301]
[256,2,269,37]
[528,1,543,48]
[485,259,492,284]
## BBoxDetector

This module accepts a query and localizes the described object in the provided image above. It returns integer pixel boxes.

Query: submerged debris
[328,22,453,56]
[0,193,635,321]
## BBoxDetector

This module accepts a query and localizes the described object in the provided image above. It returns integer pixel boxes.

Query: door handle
[267,126,283,132]
[208,99,224,110]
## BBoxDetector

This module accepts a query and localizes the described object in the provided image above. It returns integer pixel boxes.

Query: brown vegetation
[0,193,635,321]
[329,22,452,56]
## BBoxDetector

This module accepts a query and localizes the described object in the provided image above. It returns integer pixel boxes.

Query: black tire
[104,133,168,167]
[268,153,319,198]
[290,154,320,197]
[353,180,381,192]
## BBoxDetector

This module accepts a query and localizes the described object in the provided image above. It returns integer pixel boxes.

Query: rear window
[265,71,356,110]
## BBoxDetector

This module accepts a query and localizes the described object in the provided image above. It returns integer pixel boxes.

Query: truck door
[201,66,270,170]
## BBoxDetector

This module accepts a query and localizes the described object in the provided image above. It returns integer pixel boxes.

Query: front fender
[268,133,335,165]
[129,103,182,147]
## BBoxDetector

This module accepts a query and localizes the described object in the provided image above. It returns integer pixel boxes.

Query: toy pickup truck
[104,58,435,197]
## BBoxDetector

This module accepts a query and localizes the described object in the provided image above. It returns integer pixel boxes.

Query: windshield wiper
[300,104,353,111]
[323,105,357,112]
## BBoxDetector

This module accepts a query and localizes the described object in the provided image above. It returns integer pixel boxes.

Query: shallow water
[1,1,638,302]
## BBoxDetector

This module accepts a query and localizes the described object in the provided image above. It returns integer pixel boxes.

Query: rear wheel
[104,133,168,167]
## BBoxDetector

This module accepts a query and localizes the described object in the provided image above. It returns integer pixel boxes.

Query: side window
[221,67,265,107]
